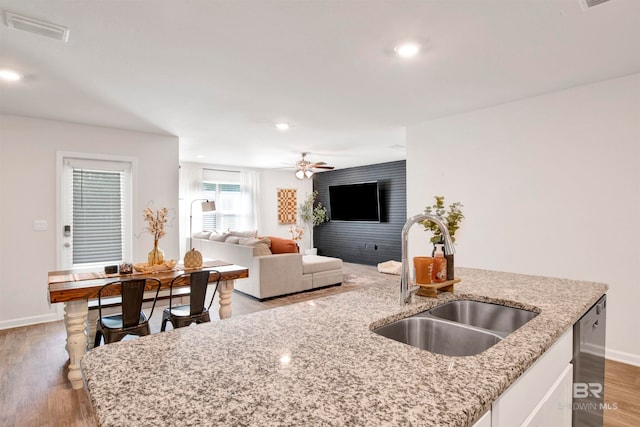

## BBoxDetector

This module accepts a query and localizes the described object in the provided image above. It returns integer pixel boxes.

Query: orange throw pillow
[268,236,299,254]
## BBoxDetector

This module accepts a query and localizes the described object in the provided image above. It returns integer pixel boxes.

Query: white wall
[406,73,640,365]
[259,169,313,248]
[0,114,179,329]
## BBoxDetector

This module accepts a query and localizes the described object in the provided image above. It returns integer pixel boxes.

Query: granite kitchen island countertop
[81,267,607,426]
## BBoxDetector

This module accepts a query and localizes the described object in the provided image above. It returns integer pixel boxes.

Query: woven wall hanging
[277,188,297,224]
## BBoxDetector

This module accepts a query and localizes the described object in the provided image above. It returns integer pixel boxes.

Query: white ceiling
[1,0,639,170]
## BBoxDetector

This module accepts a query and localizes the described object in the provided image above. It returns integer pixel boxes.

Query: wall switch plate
[33,220,48,231]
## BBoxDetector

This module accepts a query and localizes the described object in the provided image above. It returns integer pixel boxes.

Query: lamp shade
[201,200,216,212]
[189,198,216,250]
[305,170,314,179]
[295,169,305,179]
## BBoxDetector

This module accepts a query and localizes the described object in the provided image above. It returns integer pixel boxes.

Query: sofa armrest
[230,253,301,299]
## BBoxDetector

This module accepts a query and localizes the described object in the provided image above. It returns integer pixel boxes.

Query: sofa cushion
[192,231,212,239]
[238,237,272,256]
[208,232,228,242]
[229,230,258,238]
[302,255,343,274]
[268,236,299,254]
[225,235,240,244]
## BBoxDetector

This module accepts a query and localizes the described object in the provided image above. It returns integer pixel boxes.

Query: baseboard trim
[606,348,640,367]
[0,313,61,331]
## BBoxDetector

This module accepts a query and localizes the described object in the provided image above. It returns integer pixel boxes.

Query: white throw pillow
[224,235,240,244]
[192,231,212,239]
[208,232,228,242]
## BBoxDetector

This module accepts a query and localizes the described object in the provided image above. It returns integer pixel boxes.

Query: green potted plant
[419,196,464,280]
[299,191,328,254]
[420,196,464,244]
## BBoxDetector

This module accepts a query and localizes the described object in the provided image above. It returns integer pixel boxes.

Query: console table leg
[218,279,234,319]
[64,300,88,389]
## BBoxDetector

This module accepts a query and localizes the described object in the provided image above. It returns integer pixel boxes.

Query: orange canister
[413,256,434,284]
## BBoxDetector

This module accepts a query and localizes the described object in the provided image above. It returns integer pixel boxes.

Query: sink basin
[426,300,538,335]
[373,317,502,356]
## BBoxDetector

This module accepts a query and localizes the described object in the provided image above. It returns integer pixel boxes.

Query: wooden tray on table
[416,278,461,298]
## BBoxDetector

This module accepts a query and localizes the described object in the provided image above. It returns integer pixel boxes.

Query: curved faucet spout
[400,213,456,305]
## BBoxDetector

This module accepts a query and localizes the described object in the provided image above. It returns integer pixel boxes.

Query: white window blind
[63,157,132,268]
[202,182,241,231]
[200,168,242,231]
[72,169,123,263]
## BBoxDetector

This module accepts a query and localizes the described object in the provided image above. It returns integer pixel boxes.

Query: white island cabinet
[491,328,573,427]
[472,410,492,427]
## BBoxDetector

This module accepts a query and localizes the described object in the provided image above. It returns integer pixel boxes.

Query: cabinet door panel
[471,410,491,427]
[492,329,573,426]
[522,364,573,427]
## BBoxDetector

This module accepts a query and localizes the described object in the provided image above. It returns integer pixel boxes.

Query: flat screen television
[329,182,380,222]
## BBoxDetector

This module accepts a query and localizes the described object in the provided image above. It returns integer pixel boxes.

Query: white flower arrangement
[144,206,169,243]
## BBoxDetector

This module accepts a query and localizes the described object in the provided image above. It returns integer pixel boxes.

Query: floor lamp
[189,199,216,249]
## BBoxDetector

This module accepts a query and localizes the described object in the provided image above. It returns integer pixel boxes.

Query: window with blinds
[62,157,132,268]
[202,182,241,231]
[72,169,124,264]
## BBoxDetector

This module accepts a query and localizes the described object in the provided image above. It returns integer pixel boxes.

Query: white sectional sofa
[190,235,343,300]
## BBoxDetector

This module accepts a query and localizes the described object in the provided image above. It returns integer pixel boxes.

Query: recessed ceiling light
[394,43,420,58]
[0,69,23,81]
[275,122,291,131]
[196,154,204,159]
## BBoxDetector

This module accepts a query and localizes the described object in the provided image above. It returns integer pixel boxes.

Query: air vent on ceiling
[4,11,70,42]
[578,0,612,10]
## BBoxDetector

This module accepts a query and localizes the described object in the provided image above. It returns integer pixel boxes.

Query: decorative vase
[148,240,165,265]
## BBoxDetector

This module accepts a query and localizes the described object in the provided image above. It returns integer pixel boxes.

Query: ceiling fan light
[305,170,314,179]
[295,169,305,179]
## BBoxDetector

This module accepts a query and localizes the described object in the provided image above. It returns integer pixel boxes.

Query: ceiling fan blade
[310,161,327,166]
[313,165,335,170]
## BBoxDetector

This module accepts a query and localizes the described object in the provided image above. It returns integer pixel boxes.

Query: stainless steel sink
[373,300,538,356]
[425,300,538,335]
[373,317,502,356]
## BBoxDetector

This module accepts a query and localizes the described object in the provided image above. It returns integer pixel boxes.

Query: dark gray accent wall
[313,160,406,265]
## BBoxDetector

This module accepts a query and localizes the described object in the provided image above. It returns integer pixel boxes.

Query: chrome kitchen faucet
[400,213,455,305]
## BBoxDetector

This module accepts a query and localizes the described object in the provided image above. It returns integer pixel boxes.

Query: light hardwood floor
[1,263,638,426]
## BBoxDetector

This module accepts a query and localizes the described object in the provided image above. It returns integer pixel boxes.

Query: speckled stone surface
[81,267,607,426]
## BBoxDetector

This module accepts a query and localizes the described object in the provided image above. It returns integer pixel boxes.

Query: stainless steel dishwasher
[572,294,607,427]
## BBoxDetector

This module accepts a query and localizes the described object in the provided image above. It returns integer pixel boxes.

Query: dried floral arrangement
[288,224,305,241]
[144,206,169,244]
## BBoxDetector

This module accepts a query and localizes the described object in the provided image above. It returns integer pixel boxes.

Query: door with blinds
[61,157,133,270]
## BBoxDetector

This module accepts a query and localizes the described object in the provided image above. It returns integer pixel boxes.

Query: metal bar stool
[94,277,161,346]
[161,270,221,331]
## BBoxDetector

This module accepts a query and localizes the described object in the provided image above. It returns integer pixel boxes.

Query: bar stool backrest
[187,270,210,315]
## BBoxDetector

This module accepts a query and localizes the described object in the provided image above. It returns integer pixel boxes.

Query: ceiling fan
[294,152,334,179]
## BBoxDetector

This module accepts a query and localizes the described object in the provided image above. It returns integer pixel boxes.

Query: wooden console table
[48,262,248,389]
